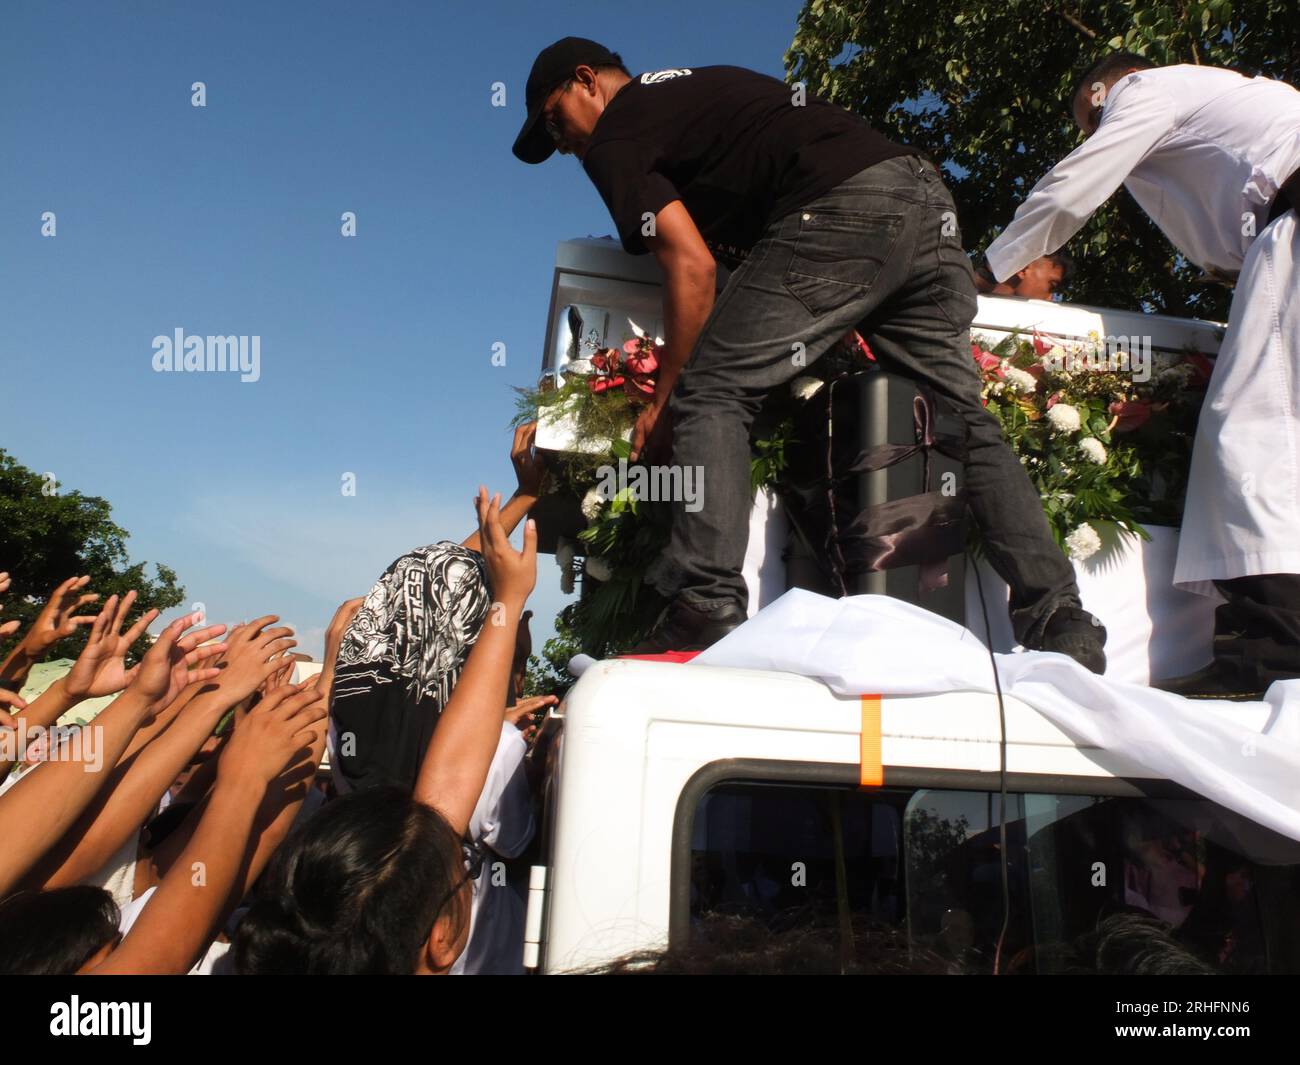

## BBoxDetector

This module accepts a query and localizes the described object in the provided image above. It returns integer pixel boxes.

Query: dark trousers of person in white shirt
[645,154,1083,647]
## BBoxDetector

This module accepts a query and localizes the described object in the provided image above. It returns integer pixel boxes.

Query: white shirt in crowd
[450,722,534,975]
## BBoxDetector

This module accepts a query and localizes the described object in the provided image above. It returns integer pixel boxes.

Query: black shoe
[1154,662,1267,701]
[1028,606,1108,675]
[625,599,747,655]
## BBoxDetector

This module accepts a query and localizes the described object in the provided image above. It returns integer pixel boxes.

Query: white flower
[1079,437,1107,464]
[1065,522,1102,562]
[581,486,606,523]
[584,555,614,582]
[565,357,594,376]
[557,539,577,594]
[1046,402,1082,433]
[1003,367,1038,393]
[791,375,824,401]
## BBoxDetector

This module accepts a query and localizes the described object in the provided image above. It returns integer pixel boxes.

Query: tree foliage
[786,0,1299,319]
[0,449,185,664]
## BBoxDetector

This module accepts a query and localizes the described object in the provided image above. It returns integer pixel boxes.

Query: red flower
[972,344,1004,378]
[1109,399,1152,433]
[590,375,626,394]
[844,330,875,362]
[624,348,658,378]
[1182,352,1215,388]
[1032,331,1052,356]
[623,375,656,399]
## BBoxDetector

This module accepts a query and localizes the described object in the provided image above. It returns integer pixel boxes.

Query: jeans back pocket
[782,210,905,318]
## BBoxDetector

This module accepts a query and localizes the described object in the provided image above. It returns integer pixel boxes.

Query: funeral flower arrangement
[514,319,797,659]
[970,330,1212,561]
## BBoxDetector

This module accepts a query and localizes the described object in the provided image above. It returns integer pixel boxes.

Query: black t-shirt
[581,65,917,266]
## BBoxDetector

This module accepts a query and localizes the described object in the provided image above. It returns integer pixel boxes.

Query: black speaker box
[780,366,969,625]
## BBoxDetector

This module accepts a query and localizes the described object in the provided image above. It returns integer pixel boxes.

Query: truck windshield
[687,781,1300,974]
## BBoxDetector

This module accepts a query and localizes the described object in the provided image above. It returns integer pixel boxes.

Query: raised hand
[22,576,101,657]
[127,612,228,710]
[211,616,297,703]
[511,421,547,497]
[63,591,161,700]
[474,487,537,607]
[505,693,558,747]
[0,689,27,715]
[324,597,364,668]
[0,572,19,640]
[218,679,328,794]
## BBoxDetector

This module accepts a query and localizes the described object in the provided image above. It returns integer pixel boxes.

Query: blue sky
[0,0,812,657]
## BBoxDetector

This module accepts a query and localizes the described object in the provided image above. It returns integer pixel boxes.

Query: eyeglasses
[425,835,486,934]
[461,837,486,881]
[543,79,575,145]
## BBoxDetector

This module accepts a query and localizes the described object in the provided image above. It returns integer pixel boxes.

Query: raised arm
[31,619,297,891]
[0,575,100,691]
[0,609,225,897]
[461,423,546,552]
[419,488,536,835]
[88,680,327,975]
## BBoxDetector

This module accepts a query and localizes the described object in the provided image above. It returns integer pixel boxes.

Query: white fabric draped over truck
[694,588,1300,843]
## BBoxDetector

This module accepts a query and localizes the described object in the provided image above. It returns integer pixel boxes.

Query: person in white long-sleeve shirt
[985,52,1300,700]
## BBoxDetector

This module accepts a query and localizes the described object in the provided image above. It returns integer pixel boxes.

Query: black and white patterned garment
[329,541,492,794]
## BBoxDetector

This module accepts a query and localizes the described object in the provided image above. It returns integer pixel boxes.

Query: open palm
[129,611,228,710]
[64,591,160,699]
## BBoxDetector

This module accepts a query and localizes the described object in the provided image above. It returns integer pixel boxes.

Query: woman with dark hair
[235,487,545,975]
[0,886,121,975]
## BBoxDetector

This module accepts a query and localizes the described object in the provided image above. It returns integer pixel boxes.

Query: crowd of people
[0,425,561,975]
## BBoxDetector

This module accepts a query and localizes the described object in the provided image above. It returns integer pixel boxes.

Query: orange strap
[859,694,883,787]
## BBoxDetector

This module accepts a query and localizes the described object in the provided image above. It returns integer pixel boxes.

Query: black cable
[969,547,1013,975]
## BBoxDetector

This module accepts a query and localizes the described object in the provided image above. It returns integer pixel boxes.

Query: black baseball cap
[512,37,622,164]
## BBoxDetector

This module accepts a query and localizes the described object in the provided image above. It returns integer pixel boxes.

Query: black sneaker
[1029,606,1108,675]
[1154,662,1266,701]
[625,599,747,655]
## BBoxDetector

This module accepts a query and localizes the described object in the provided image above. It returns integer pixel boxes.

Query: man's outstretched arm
[985,79,1176,282]
[632,199,716,461]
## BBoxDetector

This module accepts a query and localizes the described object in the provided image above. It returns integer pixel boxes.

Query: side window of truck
[683,779,1300,974]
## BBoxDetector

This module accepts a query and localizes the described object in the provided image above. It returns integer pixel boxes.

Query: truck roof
[559,656,1231,786]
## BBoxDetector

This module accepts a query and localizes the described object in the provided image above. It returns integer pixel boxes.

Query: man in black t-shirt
[512,38,1107,672]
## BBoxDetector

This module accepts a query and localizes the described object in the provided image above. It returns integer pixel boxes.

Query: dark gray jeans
[645,154,1081,644]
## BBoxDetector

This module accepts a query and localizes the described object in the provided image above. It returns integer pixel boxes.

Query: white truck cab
[526,239,1300,975]
[532,656,1300,974]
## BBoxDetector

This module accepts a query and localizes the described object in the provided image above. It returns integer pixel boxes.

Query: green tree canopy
[786,0,1299,319]
[0,448,185,664]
